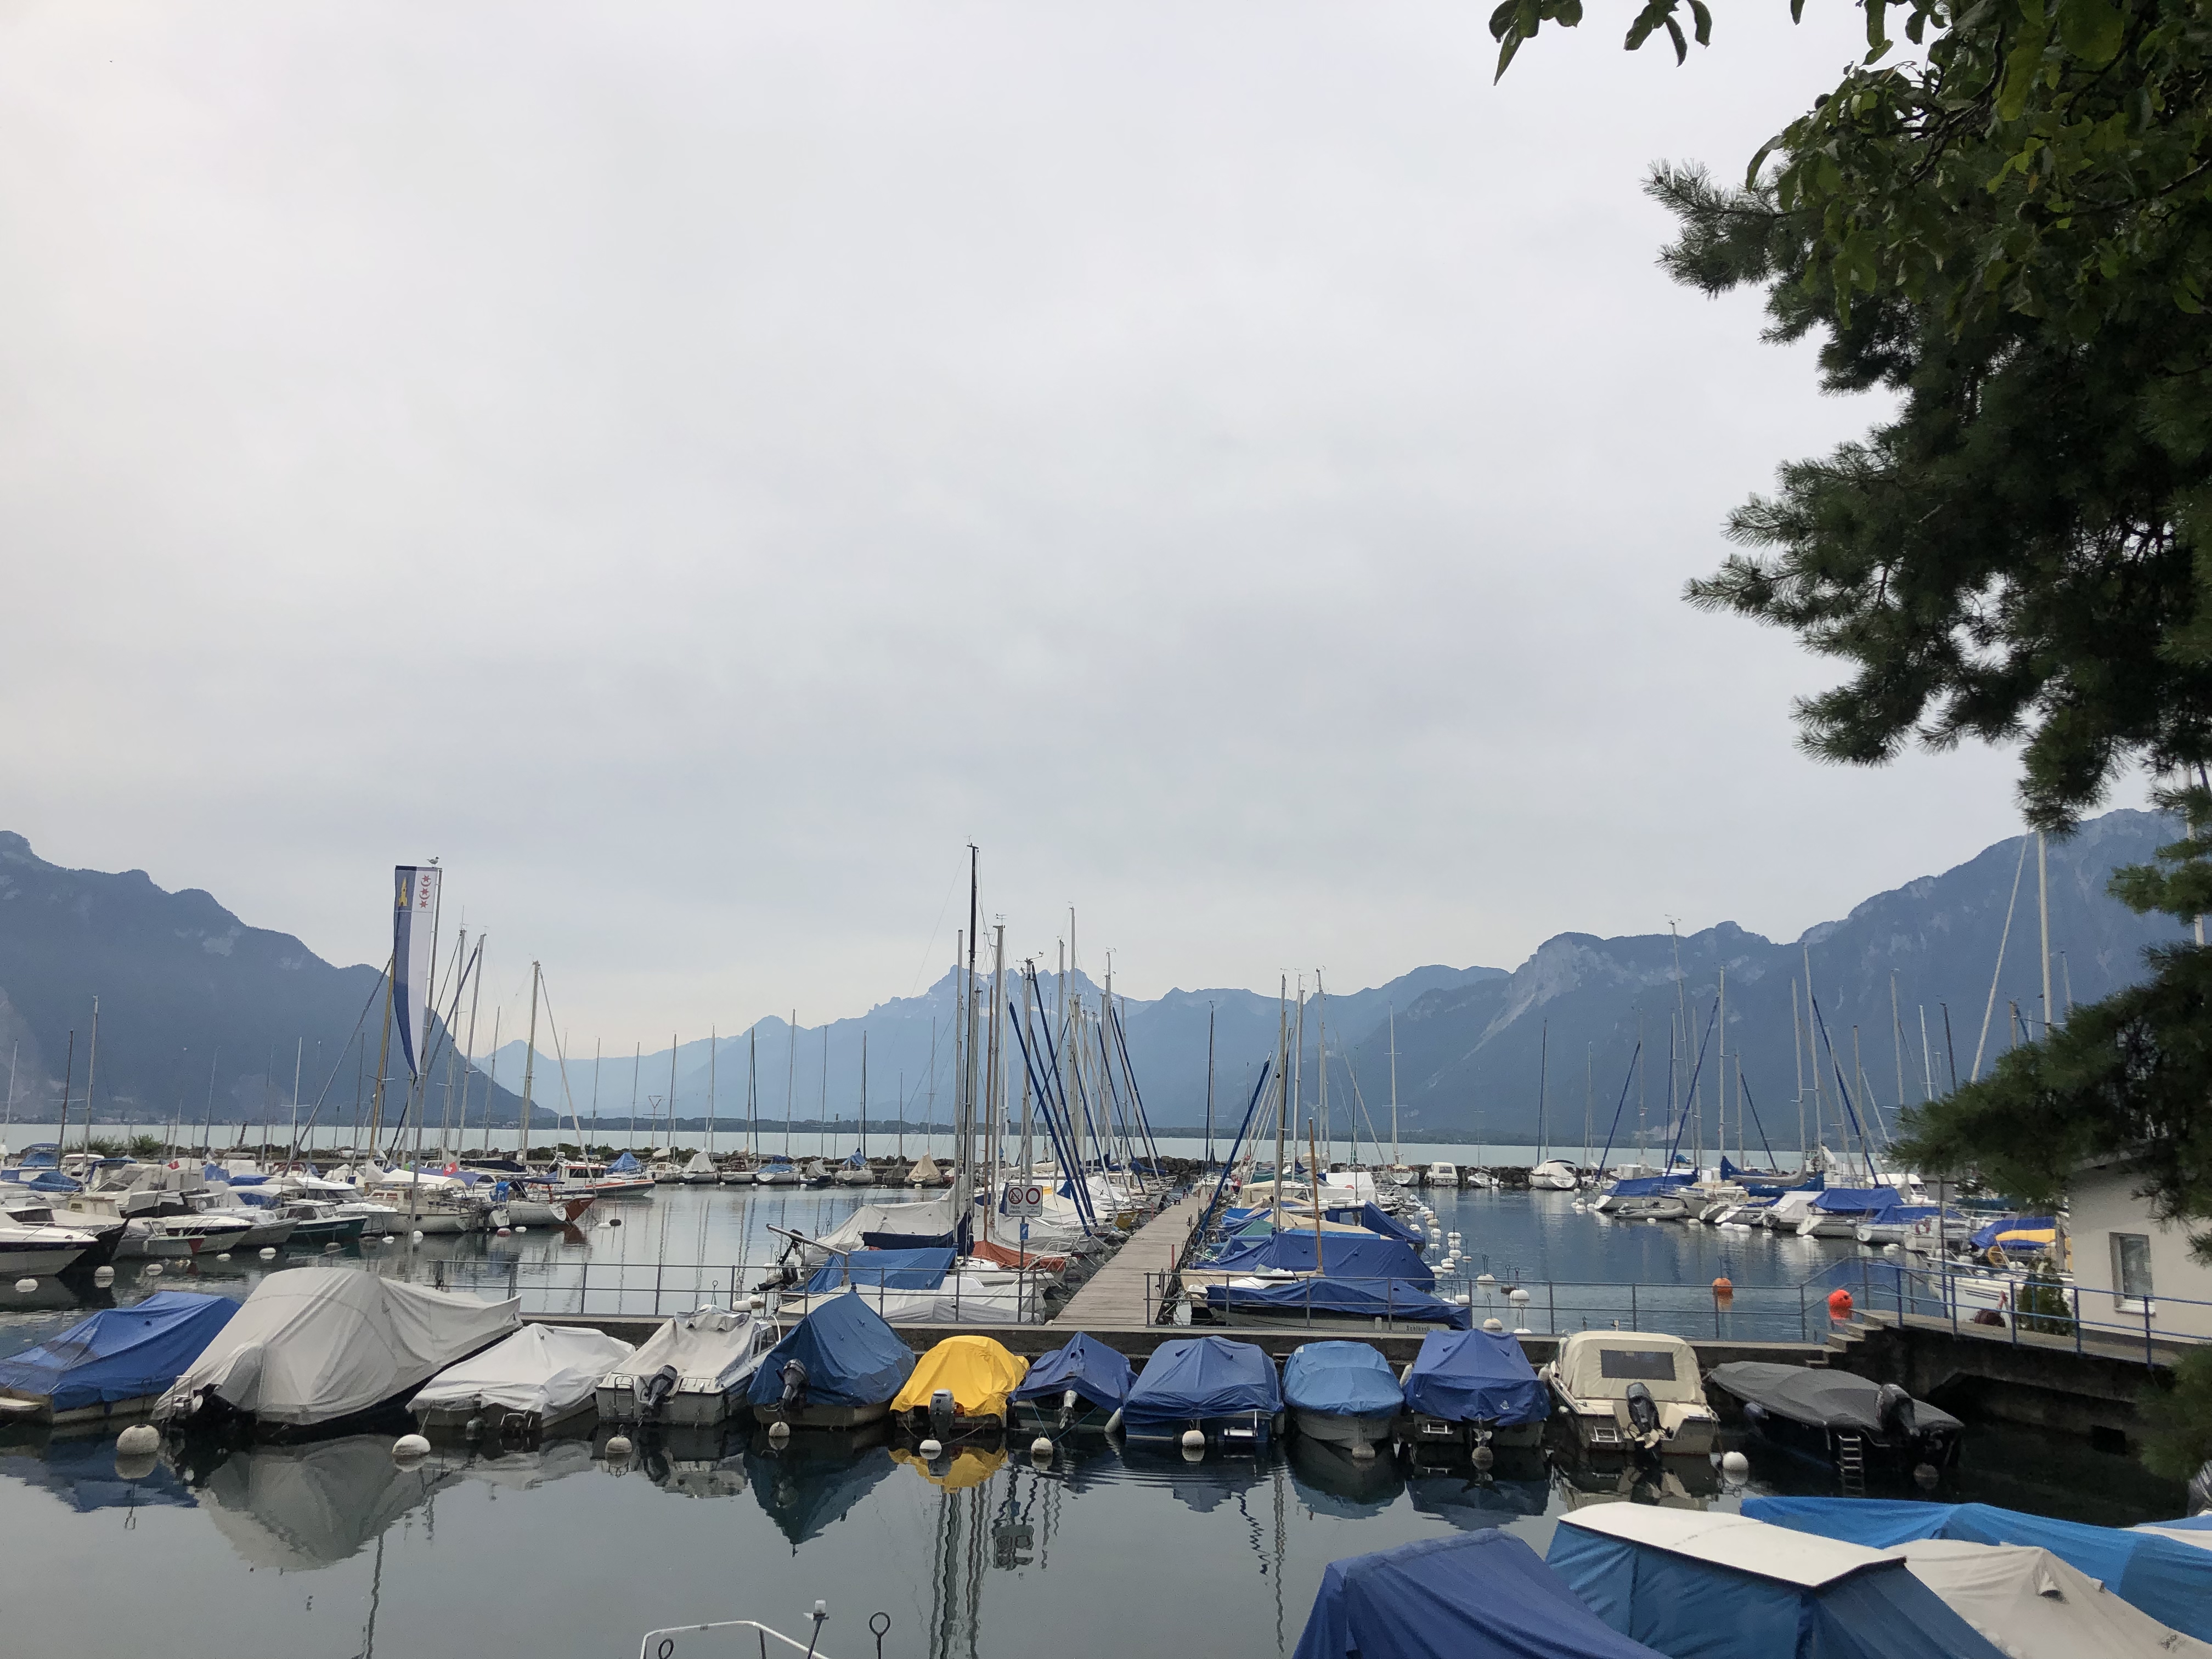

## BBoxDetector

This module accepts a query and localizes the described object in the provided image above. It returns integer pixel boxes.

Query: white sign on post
[1003,1181,1045,1218]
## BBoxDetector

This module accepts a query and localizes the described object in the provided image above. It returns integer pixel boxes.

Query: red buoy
[1711,1276,1734,1300]
[1827,1287,1854,1319]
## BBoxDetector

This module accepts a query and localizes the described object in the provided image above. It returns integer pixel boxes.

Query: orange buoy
[1827,1287,1854,1319]
[1711,1276,1734,1300]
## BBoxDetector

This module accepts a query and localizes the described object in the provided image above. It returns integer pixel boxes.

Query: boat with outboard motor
[1705,1361,1962,1474]
[412,1322,637,1440]
[1122,1334,1283,1451]
[595,1306,772,1427]
[1398,1327,1548,1451]
[0,1214,100,1276]
[1539,1331,1719,1458]
[1007,1332,1133,1436]
[748,1290,916,1430]
[890,1335,1029,1437]
[1284,1340,1402,1459]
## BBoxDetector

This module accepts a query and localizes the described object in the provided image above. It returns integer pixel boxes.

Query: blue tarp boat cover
[0,1291,238,1413]
[1967,1216,2059,1250]
[1401,1328,1547,1425]
[1813,1186,1907,1216]
[1295,1530,1667,1659]
[1009,1331,1134,1409]
[1721,1158,1821,1197]
[1741,1497,2212,1641]
[606,1151,641,1173]
[1124,1336,1281,1427]
[1284,1341,1403,1417]
[1547,1508,2006,1659]
[1321,1203,1425,1244]
[1607,1175,1695,1198]
[1205,1278,1471,1328]
[746,1291,915,1410]
[1202,1231,1435,1289]
[803,1247,954,1295]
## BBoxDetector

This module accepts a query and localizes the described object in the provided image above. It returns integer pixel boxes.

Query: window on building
[2112,1233,2155,1308]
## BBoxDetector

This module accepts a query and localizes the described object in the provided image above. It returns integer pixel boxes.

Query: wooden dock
[1048,1186,1213,1329]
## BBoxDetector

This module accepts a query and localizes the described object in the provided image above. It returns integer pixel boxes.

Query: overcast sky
[1,2,2096,1045]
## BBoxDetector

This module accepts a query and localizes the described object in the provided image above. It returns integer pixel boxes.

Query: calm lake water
[0,1183,2185,1657]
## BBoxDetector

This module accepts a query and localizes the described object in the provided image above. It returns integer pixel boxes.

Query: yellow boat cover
[890,1335,1029,1422]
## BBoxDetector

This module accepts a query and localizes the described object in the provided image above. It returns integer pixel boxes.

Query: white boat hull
[0,1239,89,1275]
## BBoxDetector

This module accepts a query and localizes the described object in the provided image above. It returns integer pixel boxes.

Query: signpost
[1003,1181,1045,1218]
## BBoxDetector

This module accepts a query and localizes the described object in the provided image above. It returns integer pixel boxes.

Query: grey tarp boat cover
[610,1308,767,1404]
[408,1323,635,1420]
[1895,1538,2212,1659]
[157,1267,519,1428]
[1707,1362,1961,1435]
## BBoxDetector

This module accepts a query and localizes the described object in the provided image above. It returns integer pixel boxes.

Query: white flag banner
[392,865,442,1082]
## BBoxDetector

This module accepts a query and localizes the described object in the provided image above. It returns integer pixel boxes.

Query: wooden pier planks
[1049,1187,1214,1330]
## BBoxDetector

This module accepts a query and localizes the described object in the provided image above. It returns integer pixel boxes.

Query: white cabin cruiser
[1540,1331,1719,1458]
[0,1218,99,1276]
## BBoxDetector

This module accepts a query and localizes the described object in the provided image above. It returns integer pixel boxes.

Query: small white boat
[717,1166,754,1186]
[1539,1330,1719,1458]
[832,1156,877,1187]
[1528,1159,1581,1192]
[0,1219,97,1276]
[905,1155,949,1188]
[122,1212,259,1259]
[754,1160,803,1188]
[1424,1163,1462,1189]
[595,1307,772,1427]
[679,1152,720,1187]
[409,1323,636,1439]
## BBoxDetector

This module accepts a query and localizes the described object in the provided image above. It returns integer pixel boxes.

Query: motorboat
[122,1212,259,1260]
[1797,1186,1912,1239]
[1205,1276,1474,1331]
[1528,1159,1581,1192]
[1,1197,127,1267]
[410,1322,637,1440]
[1539,1331,1719,1458]
[780,1246,1044,1324]
[1759,1188,1826,1231]
[594,1152,659,1197]
[1181,1230,1435,1301]
[747,1291,916,1430]
[156,1266,521,1439]
[0,1290,238,1425]
[1121,1334,1283,1451]
[1544,1506,2006,1659]
[1284,1340,1402,1459]
[717,1164,754,1186]
[679,1152,720,1187]
[1399,1327,1548,1451]
[647,1158,684,1185]
[363,1173,492,1234]
[1007,1332,1133,1435]
[889,1335,1029,1436]
[183,1195,298,1252]
[1705,1362,1961,1474]
[1424,1163,1462,1189]
[1899,1537,2209,1659]
[597,1307,774,1427]
[1604,1195,1689,1223]
[0,1215,100,1276]
[1383,1164,1421,1189]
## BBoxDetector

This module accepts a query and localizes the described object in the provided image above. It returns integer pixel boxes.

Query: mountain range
[0,811,2188,1149]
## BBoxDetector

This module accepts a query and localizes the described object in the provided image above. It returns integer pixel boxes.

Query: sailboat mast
[1388,1007,1400,1168]
[1536,1018,1549,1164]
[1020,966,1036,1179]
[748,1026,758,1160]
[986,922,1005,1244]
[2038,830,2054,1033]
[707,1025,718,1161]
[1271,982,1288,1230]
[81,996,98,1153]
[1316,972,1330,1167]
[669,1034,680,1158]
[859,1031,868,1159]
[1204,1003,1217,1169]
[289,1037,304,1170]
[785,1012,795,1158]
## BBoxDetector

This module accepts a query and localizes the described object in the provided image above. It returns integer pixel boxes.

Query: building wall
[2068,1164,2212,1342]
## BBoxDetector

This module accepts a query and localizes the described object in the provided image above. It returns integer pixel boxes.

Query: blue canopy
[1010,1331,1134,1410]
[1402,1328,1547,1426]
[1124,1336,1281,1427]
[607,1150,641,1172]
[746,1291,916,1410]
[1548,1515,2006,1659]
[1742,1497,2212,1642]
[1321,1203,1425,1244]
[0,1291,238,1413]
[1296,1531,1667,1659]
[1813,1186,1906,1216]
[1721,1158,1821,1197]
[1968,1215,2059,1249]
[19,1170,78,1193]
[1202,1231,1435,1289]
[1284,1341,1403,1418]
[803,1247,954,1295]
[1206,1278,1471,1328]
[1607,1175,1694,1198]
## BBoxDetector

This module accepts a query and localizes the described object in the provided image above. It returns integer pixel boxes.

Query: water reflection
[1289,1438,1404,1518]
[188,1435,455,1570]
[1403,1451,1551,1526]
[0,1424,193,1513]
[744,1427,896,1550]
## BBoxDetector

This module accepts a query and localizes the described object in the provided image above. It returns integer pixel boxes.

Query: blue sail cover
[1010,1331,1135,1409]
[606,1150,641,1173]
[1547,1518,2006,1659]
[1124,1336,1281,1427]
[1202,1232,1435,1289]
[1321,1203,1425,1244]
[0,1291,238,1412]
[1813,1186,1907,1217]
[1402,1328,1547,1425]
[1206,1278,1471,1328]
[1284,1342,1404,1417]
[803,1247,954,1294]
[1967,1216,2059,1250]
[1607,1174,1695,1198]
[746,1291,916,1409]
[1295,1531,1668,1659]
[1741,1498,2212,1641]
[1720,1159,1821,1197]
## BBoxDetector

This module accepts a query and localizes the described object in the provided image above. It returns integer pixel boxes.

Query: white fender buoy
[768,1419,791,1441]
[324,1242,340,1251]
[142,1264,163,1277]
[1720,1450,1750,1479]
[1482,1317,1504,1332]
[1350,1441,1376,1460]
[216,1252,232,1261]
[1030,1437,1054,1458]
[1512,1326,1533,1336]
[606,1434,634,1458]
[411,1231,425,1242]
[1180,1429,1205,1451]
[1472,1444,1496,1469]
[258,1247,275,1259]
[116,1424,160,1456]
[14,1278,36,1293]
[515,1225,528,1233]
[919,1437,944,1458]
[93,1267,114,1285]
[392,1434,431,1460]
[1507,1288,1531,1306]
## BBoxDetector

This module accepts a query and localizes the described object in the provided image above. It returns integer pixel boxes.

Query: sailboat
[905,1154,948,1188]
[679,1150,719,1186]
[1381,1008,1419,1190]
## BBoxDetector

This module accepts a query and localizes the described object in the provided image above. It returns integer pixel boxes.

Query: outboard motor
[638,1363,680,1421]
[930,1388,956,1439]
[1059,1388,1079,1430]
[2190,1458,2212,1518]
[1875,1383,1917,1443]
[777,1357,810,1412]
[1623,1381,1663,1452]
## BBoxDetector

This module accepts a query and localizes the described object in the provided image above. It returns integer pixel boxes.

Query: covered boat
[1122,1334,1282,1449]
[1186,1231,1434,1290]
[1895,1538,2212,1659]
[784,1245,1039,1324]
[748,1291,916,1429]
[1707,1362,1961,1473]
[1205,1275,1472,1331]
[1967,1215,2061,1256]
[890,1335,1029,1434]
[1797,1185,1908,1238]
[1400,1327,1548,1451]
[1295,1530,1667,1659]
[0,1291,238,1425]
[1741,1498,2212,1643]
[596,1307,771,1426]
[155,1268,519,1438]
[1318,1201,1426,1244]
[1539,1331,1719,1458]
[1283,1340,1402,1458]
[792,1198,965,1265]
[1008,1331,1134,1433]
[1546,1506,2006,1659]
[409,1323,636,1438]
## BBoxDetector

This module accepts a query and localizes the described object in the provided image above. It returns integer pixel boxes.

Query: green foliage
[2140,1342,2212,1476]
[84,1136,124,1156]
[128,1133,164,1158]
[2016,1259,2078,1331]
